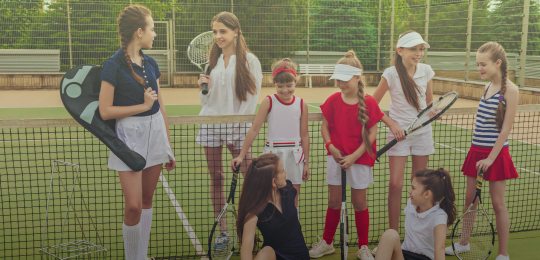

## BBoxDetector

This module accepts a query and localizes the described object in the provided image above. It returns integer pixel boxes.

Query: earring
[139,34,142,38]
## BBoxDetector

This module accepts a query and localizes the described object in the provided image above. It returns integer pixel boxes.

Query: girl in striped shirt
[445,42,519,260]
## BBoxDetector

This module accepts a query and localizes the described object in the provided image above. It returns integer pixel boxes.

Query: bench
[0,49,60,72]
[299,64,336,88]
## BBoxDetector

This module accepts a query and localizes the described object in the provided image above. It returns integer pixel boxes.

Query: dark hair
[393,30,422,111]
[117,5,151,86]
[208,12,257,102]
[236,153,280,242]
[336,50,373,157]
[414,168,457,226]
[477,41,508,132]
[271,58,298,84]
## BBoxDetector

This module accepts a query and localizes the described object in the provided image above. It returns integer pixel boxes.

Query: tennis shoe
[309,236,335,258]
[356,245,374,260]
[371,247,377,255]
[495,255,510,260]
[445,242,470,255]
[213,232,230,250]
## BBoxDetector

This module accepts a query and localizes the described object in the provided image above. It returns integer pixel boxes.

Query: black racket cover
[60,64,146,172]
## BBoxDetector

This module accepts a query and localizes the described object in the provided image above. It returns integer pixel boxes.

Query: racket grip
[376,138,399,161]
[202,83,208,95]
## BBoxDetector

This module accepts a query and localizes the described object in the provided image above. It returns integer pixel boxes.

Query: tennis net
[0,105,539,259]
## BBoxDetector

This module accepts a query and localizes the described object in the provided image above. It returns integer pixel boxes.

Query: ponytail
[393,30,422,111]
[414,168,457,226]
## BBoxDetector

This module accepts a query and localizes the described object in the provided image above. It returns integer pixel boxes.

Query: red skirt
[461,145,518,181]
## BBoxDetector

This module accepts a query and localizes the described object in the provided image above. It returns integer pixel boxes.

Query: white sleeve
[425,64,435,81]
[199,90,208,106]
[434,211,448,227]
[381,67,395,88]
[238,54,262,115]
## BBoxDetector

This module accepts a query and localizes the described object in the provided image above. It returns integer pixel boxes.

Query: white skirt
[262,141,305,185]
[108,111,175,171]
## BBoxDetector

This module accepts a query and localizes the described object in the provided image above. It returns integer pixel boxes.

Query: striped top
[472,86,509,148]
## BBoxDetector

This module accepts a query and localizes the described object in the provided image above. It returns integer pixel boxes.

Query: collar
[395,64,425,79]
[412,202,440,219]
[114,47,148,65]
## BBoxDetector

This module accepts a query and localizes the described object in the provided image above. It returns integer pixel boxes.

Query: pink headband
[272,60,297,77]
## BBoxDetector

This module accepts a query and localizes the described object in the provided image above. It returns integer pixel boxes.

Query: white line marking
[159,172,208,260]
[307,104,321,110]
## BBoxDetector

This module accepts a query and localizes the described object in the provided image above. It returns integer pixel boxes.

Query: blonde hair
[477,42,508,132]
[271,58,298,84]
[207,12,257,102]
[337,50,373,157]
[393,30,422,111]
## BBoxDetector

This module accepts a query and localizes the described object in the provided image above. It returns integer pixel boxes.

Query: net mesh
[452,208,493,260]
[0,106,539,259]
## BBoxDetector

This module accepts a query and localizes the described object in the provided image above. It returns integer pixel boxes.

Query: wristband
[325,142,333,152]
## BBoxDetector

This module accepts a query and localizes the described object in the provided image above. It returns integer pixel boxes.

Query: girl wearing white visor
[372,31,436,232]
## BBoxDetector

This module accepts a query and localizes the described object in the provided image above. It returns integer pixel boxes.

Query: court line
[159,172,208,260]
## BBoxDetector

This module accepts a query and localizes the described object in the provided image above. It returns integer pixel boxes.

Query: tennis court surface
[1,105,539,259]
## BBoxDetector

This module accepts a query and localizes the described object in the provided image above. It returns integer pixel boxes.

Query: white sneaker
[309,236,335,258]
[444,243,470,255]
[356,245,374,260]
[495,255,510,260]
[371,247,377,256]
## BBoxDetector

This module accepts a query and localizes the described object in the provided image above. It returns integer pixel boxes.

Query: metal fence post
[307,0,310,64]
[424,0,430,63]
[464,0,474,81]
[377,0,382,71]
[519,0,531,88]
[389,0,395,63]
[172,0,176,82]
[67,0,73,69]
[231,0,234,13]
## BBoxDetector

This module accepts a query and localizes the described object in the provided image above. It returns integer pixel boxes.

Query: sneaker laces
[311,236,324,250]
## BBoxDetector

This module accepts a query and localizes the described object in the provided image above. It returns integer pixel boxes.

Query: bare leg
[328,185,342,210]
[141,164,163,209]
[228,146,253,179]
[119,170,143,226]
[204,146,227,232]
[490,180,509,256]
[374,229,404,260]
[388,156,407,231]
[351,188,367,212]
[254,246,277,260]
[410,155,429,181]
[459,176,480,245]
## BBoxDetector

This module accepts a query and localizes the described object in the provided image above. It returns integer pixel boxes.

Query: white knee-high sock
[123,222,141,260]
[138,208,153,260]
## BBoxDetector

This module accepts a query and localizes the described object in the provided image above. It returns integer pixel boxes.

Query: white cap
[397,32,430,48]
[329,64,362,82]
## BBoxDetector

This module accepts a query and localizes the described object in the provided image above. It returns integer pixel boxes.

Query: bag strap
[107,56,132,76]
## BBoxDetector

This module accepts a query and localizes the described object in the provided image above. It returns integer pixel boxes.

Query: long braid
[495,58,508,131]
[357,81,374,157]
[121,40,145,85]
[117,5,150,86]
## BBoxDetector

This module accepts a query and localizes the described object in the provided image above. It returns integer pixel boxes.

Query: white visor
[397,32,430,48]
[329,64,362,82]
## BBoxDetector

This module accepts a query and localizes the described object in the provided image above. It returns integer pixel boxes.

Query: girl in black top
[237,153,309,260]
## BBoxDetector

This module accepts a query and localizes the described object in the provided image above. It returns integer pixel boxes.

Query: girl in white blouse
[196,11,263,246]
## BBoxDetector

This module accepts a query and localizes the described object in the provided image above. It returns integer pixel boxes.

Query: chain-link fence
[1,0,539,88]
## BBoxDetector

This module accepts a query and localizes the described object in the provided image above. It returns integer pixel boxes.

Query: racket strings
[188,33,213,65]
[455,211,493,260]
[410,93,458,130]
[210,208,237,259]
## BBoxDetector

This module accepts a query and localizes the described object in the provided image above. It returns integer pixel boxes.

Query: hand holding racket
[376,91,459,161]
[188,31,213,95]
[451,165,495,260]
[340,168,349,260]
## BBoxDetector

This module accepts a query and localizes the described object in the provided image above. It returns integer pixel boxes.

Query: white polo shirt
[401,198,447,260]
[381,63,435,137]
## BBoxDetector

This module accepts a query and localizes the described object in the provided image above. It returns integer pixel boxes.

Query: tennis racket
[208,165,240,260]
[451,166,495,260]
[376,91,459,160]
[340,168,348,260]
[187,31,213,95]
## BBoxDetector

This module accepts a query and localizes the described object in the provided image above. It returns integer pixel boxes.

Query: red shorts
[461,145,518,181]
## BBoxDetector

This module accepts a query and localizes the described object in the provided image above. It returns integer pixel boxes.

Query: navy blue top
[101,48,161,117]
[256,180,309,260]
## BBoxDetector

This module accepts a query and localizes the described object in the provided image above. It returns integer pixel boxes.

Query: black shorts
[402,250,431,260]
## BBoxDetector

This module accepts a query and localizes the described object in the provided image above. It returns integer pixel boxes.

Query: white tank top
[266,94,303,142]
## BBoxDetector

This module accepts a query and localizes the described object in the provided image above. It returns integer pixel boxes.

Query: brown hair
[271,58,298,84]
[237,153,281,242]
[337,50,374,157]
[117,5,151,86]
[393,30,422,111]
[478,42,508,132]
[207,12,257,101]
[414,168,457,226]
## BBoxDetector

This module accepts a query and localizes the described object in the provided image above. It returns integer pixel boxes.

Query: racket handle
[376,138,399,162]
[202,83,208,95]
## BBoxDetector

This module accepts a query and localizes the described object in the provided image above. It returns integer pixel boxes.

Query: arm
[198,73,211,106]
[373,77,405,141]
[240,216,258,260]
[98,81,157,120]
[339,123,378,171]
[426,78,434,105]
[433,224,447,260]
[321,117,343,163]
[157,79,175,171]
[477,83,519,172]
[372,77,389,103]
[300,101,310,181]
[231,98,270,170]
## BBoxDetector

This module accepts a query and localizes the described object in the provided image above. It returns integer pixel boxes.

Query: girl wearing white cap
[309,50,384,260]
[231,58,310,218]
[372,30,436,232]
